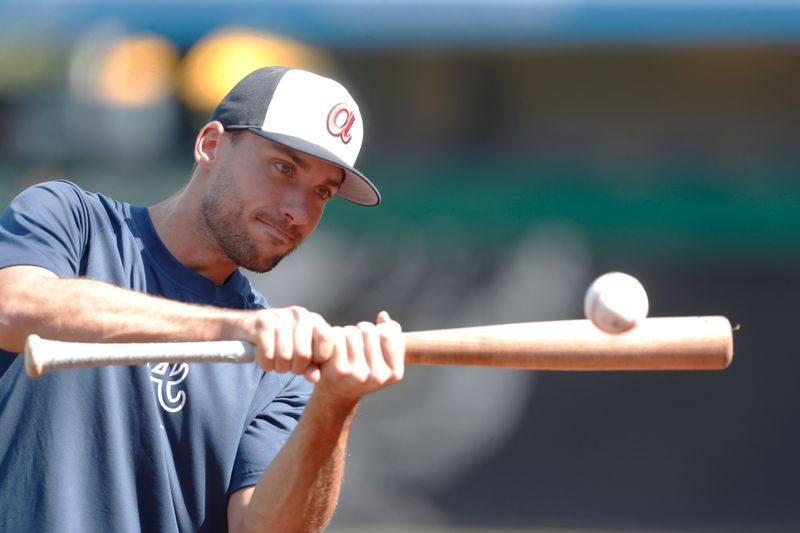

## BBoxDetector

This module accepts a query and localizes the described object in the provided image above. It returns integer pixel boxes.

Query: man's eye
[316,188,332,200]
[274,161,292,175]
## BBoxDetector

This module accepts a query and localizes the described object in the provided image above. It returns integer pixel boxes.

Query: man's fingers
[329,326,351,377]
[250,311,278,373]
[343,325,369,382]
[376,310,393,325]
[272,310,295,374]
[245,308,404,394]
[376,310,404,374]
[289,307,319,375]
[377,312,405,382]
[248,307,332,375]
[304,364,321,384]
[358,320,392,385]
[312,316,337,366]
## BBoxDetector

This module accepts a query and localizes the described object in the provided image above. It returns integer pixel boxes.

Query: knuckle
[328,326,345,344]
[288,305,307,320]
[357,320,376,332]
[273,339,293,360]
[352,368,369,385]
[377,320,400,337]
[389,361,405,380]
[367,372,387,388]
[331,361,351,380]
[343,325,363,347]
[275,346,293,360]
[294,349,312,363]
[251,310,274,332]
[359,322,379,342]
[316,328,333,345]
[312,323,333,344]
[258,344,275,362]
[259,335,277,354]
[253,346,274,372]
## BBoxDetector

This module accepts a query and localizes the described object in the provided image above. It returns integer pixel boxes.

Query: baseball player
[0,67,405,532]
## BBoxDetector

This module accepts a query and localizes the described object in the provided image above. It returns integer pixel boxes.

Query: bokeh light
[178,27,330,113]
[97,34,180,107]
[70,31,180,107]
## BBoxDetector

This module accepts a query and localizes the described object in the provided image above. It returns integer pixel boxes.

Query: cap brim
[243,128,381,207]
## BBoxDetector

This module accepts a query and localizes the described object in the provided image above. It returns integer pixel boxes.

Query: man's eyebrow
[272,143,311,171]
[327,171,345,190]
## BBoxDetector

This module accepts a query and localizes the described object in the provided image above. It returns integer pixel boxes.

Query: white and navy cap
[210,66,380,206]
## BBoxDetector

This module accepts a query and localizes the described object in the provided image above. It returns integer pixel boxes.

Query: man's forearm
[0,266,241,352]
[234,392,359,533]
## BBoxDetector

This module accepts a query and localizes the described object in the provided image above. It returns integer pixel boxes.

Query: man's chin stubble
[245,244,298,273]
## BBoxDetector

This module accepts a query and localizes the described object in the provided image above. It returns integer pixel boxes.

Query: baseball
[584,272,649,334]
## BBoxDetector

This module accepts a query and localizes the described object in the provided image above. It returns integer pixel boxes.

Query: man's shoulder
[24,178,89,197]
[13,179,121,211]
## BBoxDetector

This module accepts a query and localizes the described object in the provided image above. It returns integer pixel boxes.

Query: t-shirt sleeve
[0,180,90,276]
[228,373,314,494]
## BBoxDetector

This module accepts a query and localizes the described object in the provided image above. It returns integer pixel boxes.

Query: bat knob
[24,334,44,379]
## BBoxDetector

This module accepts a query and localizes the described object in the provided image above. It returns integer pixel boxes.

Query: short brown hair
[224,129,247,144]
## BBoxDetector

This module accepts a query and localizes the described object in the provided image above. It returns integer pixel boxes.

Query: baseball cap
[209,66,380,206]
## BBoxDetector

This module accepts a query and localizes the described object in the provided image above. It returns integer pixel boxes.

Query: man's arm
[0,265,245,352]
[227,394,357,533]
[227,314,405,533]
[0,265,334,376]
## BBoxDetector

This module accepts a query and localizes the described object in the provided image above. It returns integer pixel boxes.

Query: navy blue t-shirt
[0,180,313,532]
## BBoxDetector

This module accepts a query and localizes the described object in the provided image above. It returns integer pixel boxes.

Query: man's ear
[194,121,225,169]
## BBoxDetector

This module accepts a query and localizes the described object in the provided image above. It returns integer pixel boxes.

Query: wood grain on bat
[403,316,733,370]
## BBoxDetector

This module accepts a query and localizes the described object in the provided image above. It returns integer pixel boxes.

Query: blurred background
[1,0,799,531]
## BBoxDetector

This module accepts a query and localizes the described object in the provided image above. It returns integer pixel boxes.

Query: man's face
[201,131,344,273]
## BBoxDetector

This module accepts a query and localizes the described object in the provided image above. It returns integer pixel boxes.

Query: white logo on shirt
[150,363,189,413]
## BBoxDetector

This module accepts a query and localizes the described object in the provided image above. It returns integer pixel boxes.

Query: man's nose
[280,187,310,226]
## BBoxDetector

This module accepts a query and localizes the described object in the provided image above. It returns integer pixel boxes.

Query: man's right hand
[232,307,405,402]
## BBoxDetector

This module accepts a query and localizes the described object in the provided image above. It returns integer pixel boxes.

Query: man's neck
[148,188,238,286]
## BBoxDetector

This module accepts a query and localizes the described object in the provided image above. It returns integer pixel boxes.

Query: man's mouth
[256,217,295,243]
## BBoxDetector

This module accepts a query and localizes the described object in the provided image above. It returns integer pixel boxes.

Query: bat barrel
[403,316,734,371]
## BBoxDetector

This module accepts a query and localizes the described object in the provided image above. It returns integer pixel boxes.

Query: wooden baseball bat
[23,316,734,379]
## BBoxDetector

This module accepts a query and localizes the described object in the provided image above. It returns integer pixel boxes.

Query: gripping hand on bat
[230,306,406,399]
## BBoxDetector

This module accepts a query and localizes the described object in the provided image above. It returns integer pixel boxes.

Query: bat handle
[23,336,256,379]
